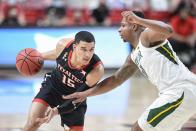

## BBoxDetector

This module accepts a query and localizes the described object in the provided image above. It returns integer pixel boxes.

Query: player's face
[74,41,95,65]
[118,18,135,42]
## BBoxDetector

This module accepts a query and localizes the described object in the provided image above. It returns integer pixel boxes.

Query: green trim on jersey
[147,92,184,127]
[156,42,178,65]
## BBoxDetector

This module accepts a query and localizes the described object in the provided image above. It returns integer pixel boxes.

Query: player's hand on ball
[62,92,87,104]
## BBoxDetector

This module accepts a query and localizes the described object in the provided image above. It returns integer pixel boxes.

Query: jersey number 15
[62,74,75,88]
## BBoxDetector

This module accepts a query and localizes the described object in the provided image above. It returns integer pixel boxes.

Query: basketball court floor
[0,69,195,131]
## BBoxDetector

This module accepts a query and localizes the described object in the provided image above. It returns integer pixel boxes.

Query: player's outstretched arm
[122,11,173,44]
[41,38,73,60]
[63,54,138,103]
[88,54,137,96]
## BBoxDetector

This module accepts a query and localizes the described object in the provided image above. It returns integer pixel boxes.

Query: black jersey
[46,40,102,95]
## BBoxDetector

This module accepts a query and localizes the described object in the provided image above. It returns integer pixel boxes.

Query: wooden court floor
[0,70,195,131]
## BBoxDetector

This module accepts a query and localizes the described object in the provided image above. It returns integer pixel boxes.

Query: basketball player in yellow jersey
[63,11,196,131]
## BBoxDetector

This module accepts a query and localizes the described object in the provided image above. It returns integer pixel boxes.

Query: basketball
[16,48,44,76]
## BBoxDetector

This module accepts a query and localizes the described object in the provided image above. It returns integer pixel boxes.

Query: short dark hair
[75,31,95,44]
[133,10,145,18]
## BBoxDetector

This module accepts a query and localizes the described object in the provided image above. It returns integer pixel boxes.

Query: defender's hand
[121,11,141,24]
[62,92,88,104]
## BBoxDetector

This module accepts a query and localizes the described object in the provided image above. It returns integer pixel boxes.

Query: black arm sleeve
[57,82,90,115]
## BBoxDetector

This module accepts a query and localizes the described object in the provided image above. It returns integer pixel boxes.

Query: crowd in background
[0,0,195,73]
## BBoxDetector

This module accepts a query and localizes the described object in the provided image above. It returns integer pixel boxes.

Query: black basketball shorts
[33,80,87,127]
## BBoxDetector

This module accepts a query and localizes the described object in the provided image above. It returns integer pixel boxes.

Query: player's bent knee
[131,122,143,131]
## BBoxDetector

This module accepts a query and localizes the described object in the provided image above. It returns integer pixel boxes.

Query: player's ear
[132,24,138,31]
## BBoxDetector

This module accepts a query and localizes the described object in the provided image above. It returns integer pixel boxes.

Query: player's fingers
[121,12,126,17]
[122,11,133,19]
[46,114,52,123]
[121,11,126,16]
[45,108,50,116]
[73,98,86,103]
[45,109,49,116]
[41,117,49,125]
[46,109,53,123]
[46,117,51,123]
[122,14,131,22]
[36,117,47,125]
[62,93,78,99]
[35,118,42,123]
[73,98,82,103]
[121,11,129,16]
[123,11,131,18]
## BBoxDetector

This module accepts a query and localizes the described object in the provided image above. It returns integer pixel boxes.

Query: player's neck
[129,35,140,49]
[130,30,143,49]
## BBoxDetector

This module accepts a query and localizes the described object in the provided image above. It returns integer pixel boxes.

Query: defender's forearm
[137,18,173,35]
[86,55,137,97]
[87,75,120,97]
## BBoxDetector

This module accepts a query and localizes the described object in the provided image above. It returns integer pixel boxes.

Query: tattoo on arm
[90,55,138,96]
[114,54,137,85]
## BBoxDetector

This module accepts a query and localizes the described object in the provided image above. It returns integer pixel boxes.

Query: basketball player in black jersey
[22,31,104,131]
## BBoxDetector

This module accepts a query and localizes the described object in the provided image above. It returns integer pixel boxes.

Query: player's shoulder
[57,38,74,49]
[92,53,102,62]
[91,53,103,67]
[56,38,74,57]
[89,54,104,73]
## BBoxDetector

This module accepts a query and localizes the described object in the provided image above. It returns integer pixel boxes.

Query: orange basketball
[16,48,44,76]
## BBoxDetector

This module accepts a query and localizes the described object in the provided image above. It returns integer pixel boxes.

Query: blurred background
[0,0,195,130]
